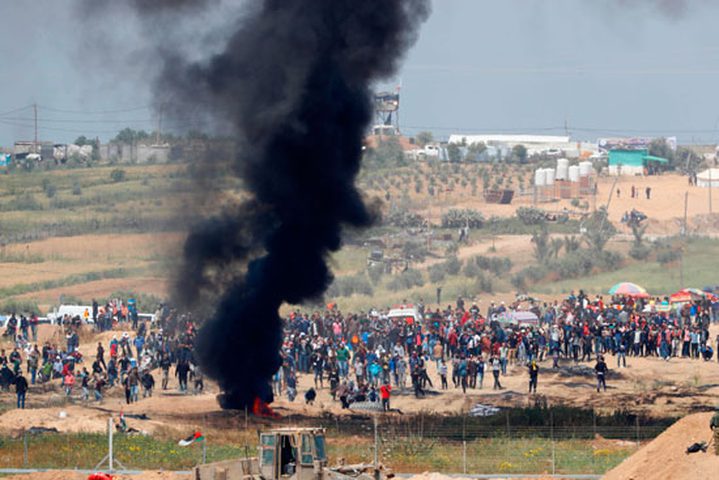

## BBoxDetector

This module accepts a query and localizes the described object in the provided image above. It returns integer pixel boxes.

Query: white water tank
[544,168,555,185]
[568,165,580,182]
[556,158,569,180]
[579,161,593,177]
[534,169,546,186]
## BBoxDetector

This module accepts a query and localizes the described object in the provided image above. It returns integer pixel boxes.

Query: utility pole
[155,104,163,145]
[709,167,713,214]
[680,191,688,289]
[33,103,38,153]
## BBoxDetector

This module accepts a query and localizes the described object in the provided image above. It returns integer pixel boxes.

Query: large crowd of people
[276,291,719,407]
[0,299,200,409]
[0,290,717,412]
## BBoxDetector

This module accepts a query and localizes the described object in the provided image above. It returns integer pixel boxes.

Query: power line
[36,104,152,115]
[0,104,34,117]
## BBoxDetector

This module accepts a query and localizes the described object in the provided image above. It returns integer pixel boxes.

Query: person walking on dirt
[438,360,448,390]
[380,382,391,412]
[528,360,539,394]
[160,353,171,390]
[176,361,190,393]
[711,408,719,455]
[595,355,608,392]
[491,355,502,390]
[14,370,27,409]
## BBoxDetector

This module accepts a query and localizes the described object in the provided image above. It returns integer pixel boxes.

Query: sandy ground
[603,412,719,480]
[0,472,190,480]
[0,324,716,435]
[0,472,558,480]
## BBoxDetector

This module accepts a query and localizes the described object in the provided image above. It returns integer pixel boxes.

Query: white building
[448,134,580,157]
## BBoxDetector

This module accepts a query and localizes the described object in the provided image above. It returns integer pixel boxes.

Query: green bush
[387,269,425,292]
[441,208,484,228]
[367,264,385,285]
[4,192,43,211]
[401,241,429,262]
[629,244,651,261]
[516,207,547,225]
[476,273,493,293]
[72,181,82,196]
[444,256,462,275]
[0,299,40,315]
[326,275,373,298]
[428,264,447,283]
[657,247,681,265]
[110,168,127,183]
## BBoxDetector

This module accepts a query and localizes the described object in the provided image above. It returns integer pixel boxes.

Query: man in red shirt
[379,382,391,412]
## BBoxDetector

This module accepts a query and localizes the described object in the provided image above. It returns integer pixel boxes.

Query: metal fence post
[549,410,557,475]
[462,413,467,474]
[202,439,207,465]
[373,416,379,468]
[23,431,28,467]
[635,416,640,447]
[109,417,114,471]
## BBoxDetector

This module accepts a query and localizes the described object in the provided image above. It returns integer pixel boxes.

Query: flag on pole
[178,431,205,447]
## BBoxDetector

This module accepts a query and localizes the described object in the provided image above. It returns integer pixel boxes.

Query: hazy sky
[2,0,719,147]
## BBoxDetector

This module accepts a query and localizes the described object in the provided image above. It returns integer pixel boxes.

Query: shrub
[657,247,681,265]
[401,241,429,262]
[476,273,493,293]
[367,264,384,285]
[387,269,425,292]
[72,181,82,196]
[0,299,40,315]
[441,208,484,228]
[428,264,447,283]
[629,243,651,261]
[6,192,43,211]
[444,256,462,275]
[516,207,547,225]
[110,168,127,183]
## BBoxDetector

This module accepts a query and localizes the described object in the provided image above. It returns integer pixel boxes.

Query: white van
[386,305,423,326]
[47,305,93,325]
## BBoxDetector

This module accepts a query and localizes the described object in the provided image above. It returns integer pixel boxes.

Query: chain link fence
[0,412,667,476]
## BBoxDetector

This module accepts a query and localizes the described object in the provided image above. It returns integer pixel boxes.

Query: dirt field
[603,412,719,480]
[1,472,191,480]
[1,324,716,436]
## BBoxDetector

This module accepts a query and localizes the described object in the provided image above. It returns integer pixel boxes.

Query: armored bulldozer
[194,427,391,480]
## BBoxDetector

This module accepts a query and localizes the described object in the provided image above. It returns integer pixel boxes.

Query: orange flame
[252,397,281,418]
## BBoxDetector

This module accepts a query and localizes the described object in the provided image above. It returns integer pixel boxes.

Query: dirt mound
[1,472,189,480]
[603,412,719,480]
[407,473,555,480]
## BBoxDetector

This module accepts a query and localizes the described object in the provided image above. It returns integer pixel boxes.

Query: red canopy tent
[669,288,718,303]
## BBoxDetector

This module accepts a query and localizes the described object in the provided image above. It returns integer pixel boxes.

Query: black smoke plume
[117,0,430,408]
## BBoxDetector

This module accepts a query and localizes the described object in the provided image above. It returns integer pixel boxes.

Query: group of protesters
[0,300,203,409]
[275,290,719,408]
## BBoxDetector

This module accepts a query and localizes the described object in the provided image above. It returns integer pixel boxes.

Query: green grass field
[537,237,719,296]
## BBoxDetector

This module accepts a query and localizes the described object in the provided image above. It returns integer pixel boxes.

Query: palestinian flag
[178,431,205,447]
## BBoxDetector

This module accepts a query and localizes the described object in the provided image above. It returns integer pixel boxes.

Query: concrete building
[447,134,595,158]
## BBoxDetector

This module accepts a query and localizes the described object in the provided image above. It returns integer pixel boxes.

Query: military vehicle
[194,427,391,480]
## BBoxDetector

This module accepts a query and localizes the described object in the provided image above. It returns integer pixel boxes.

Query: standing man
[15,370,28,409]
[528,360,539,394]
[595,355,608,393]
[380,381,391,412]
[491,355,502,390]
[710,408,719,455]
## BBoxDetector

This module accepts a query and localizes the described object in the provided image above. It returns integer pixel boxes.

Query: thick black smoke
[126,0,430,408]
